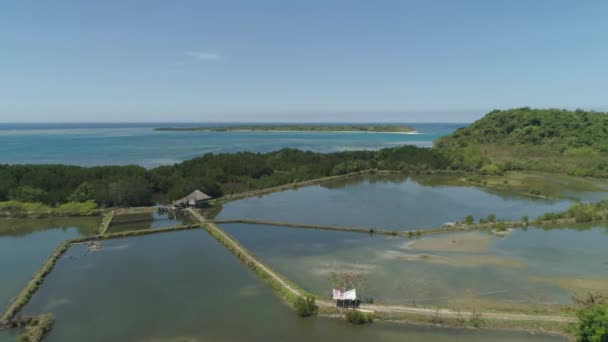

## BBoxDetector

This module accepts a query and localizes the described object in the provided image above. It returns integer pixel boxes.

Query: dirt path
[361,304,576,323]
[190,209,576,324]
[188,208,305,300]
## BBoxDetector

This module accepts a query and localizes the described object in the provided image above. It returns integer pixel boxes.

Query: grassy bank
[187,209,315,306]
[211,218,527,238]
[97,210,115,234]
[0,201,99,218]
[16,313,54,342]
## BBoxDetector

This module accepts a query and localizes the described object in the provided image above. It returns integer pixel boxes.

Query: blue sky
[1,0,607,123]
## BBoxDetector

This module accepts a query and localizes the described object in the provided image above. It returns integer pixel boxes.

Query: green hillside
[436,107,608,177]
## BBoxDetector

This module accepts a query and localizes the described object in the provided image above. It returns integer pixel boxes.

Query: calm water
[0,123,462,167]
[219,222,608,308]
[108,211,196,233]
[0,329,22,342]
[215,175,597,229]
[22,229,562,341]
[0,217,99,310]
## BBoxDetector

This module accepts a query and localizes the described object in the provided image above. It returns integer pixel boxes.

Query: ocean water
[0,123,463,167]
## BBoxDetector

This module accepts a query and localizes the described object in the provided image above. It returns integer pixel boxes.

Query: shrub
[469,311,485,328]
[576,303,608,342]
[294,296,318,317]
[464,214,475,225]
[480,163,503,176]
[486,214,496,223]
[345,310,374,324]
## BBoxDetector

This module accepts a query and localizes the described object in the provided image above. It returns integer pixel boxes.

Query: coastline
[157,129,420,135]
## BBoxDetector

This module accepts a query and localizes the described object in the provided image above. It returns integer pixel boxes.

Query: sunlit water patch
[215,175,579,229]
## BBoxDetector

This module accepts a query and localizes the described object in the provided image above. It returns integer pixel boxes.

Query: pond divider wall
[0,241,71,322]
[187,209,315,306]
[97,210,115,235]
[210,219,524,238]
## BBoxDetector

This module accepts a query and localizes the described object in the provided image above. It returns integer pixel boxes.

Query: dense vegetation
[575,293,608,342]
[155,124,415,133]
[5,107,608,209]
[537,200,608,223]
[0,146,449,207]
[435,108,608,177]
[0,201,97,218]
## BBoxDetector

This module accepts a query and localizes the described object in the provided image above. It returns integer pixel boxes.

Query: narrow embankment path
[362,304,576,323]
[191,209,576,324]
[212,218,518,238]
[188,208,312,302]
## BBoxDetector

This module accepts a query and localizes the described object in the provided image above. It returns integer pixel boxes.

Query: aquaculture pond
[0,217,99,310]
[108,210,196,232]
[214,174,604,229]
[219,222,608,309]
[21,229,563,341]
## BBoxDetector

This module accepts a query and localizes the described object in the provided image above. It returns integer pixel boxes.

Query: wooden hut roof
[173,190,212,204]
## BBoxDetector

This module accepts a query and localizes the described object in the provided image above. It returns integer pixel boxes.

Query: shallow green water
[215,175,593,229]
[21,229,562,341]
[219,222,608,308]
[0,329,23,342]
[109,211,196,232]
[0,217,99,310]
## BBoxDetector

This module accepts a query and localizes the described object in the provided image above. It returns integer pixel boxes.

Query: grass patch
[0,201,98,218]
[345,310,374,324]
[17,313,54,342]
[97,210,115,234]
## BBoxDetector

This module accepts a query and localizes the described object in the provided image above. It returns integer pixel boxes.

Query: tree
[464,214,475,225]
[486,213,496,223]
[9,186,47,202]
[68,181,95,202]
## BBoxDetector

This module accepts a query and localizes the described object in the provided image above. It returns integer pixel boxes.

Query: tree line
[0,146,451,207]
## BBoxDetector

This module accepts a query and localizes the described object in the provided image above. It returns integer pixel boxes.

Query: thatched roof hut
[172,190,212,208]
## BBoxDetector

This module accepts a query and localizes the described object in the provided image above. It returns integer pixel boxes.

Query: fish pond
[108,210,196,233]
[20,229,563,341]
[218,222,608,310]
[0,217,99,310]
[214,174,608,229]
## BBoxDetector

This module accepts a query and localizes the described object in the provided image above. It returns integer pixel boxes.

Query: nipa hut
[172,190,212,208]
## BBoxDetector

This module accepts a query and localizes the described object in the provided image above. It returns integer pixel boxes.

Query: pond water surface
[214,175,594,229]
[108,211,196,232]
[219,222,608,308]
[21,229,563,341]
[0,217,99,310]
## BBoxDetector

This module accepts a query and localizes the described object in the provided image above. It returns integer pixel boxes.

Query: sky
[1,0,607,123]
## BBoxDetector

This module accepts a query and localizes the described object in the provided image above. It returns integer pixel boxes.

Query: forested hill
[437,108,608,150]
[435,108,608,177]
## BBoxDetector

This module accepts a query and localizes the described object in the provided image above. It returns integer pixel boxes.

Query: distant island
[155,124,416,133]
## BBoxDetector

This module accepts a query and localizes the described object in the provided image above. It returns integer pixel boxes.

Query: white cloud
[186,51,222,61]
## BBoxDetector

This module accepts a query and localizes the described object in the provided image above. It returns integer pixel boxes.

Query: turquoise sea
[0,123,463,167]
